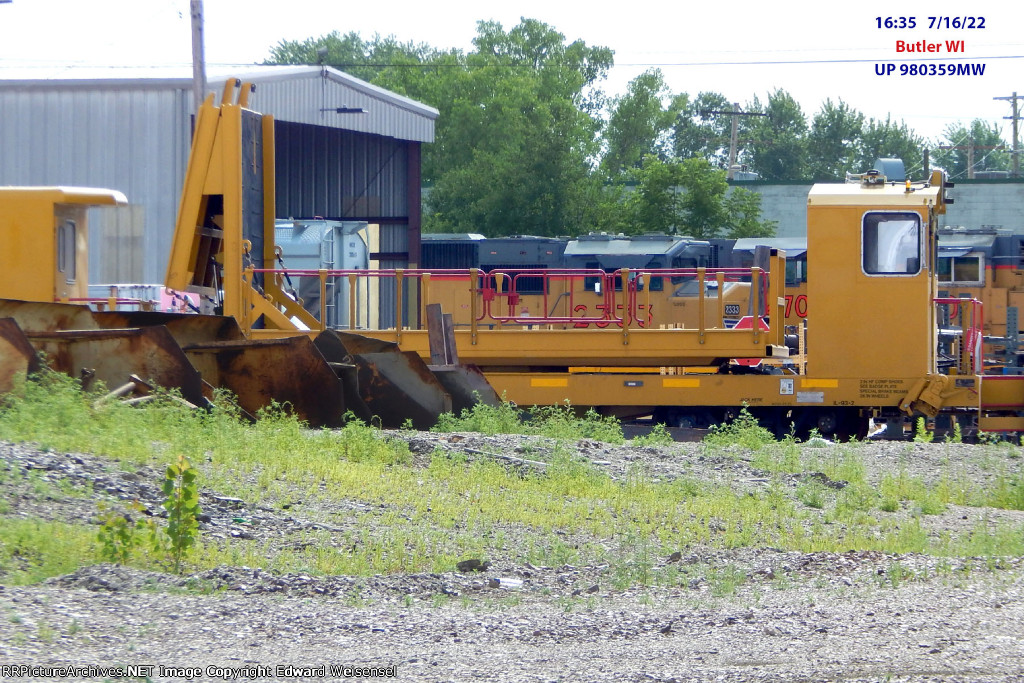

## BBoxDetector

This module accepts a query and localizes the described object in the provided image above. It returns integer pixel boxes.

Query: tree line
[269,19,1013,239]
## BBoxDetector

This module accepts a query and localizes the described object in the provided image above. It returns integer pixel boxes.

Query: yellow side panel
[801,379,838,388]
[530,378,569,388]
[662,378,701,388]
[979,416,1024,432]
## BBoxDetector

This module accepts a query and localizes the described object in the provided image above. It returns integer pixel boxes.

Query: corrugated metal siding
[0,86,190,283]
[0,67,429,284]
[275,121,410,222]
[378,224,410,255]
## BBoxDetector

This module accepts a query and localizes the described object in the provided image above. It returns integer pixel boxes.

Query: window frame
[57,219,77,284]
[861,211,923,277]
[937,252,985,287]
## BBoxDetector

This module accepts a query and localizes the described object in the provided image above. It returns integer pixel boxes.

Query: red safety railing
[484,268,622,325]
[249,266,773,331]
[251,267,629,329]
[934,297,983,374]
[623,267,768,328]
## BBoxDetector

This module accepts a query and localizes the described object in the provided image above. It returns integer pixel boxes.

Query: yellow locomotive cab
[0,187,126,304]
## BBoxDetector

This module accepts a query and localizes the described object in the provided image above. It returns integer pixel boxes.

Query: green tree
[602,69,682,176]
[672,92,733,168]
[620,156,774,238]
[931,120,1011,179]
[268,31,437,83]
[420,20,611,236]
[270,20,612,237]
[724,186,778,238]
[742,90,809,181]
[807,99,865,180]
[857,115,924,178]
[625,156,692,235]
[675,157,731,238]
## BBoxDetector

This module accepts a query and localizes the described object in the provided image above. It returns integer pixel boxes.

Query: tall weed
[705,407,775,450]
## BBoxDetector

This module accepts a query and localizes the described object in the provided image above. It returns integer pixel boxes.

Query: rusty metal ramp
[93,310,246,346]
[24,326,207,408]
[182,335,350,428]
[0,299,101,333]
[0,300,349,427]
[0,318,42,394]
[314,331,452,430]
[428,364,502,416]
[0,299,476,429]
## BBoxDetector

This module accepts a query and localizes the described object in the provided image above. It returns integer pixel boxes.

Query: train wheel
[816,410,839,436]
[808,408,864,442]
[658,407,715,430]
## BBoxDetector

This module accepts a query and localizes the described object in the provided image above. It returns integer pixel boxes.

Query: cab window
[863,212,921,275]
[57,219,76,283]
[937,254,983,286]
[785,259,806,286]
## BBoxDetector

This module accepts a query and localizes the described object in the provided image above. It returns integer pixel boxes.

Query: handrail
[250,266,772,330]
[485,268,621,325]
[934,297,983,374]
[58,297,159,312]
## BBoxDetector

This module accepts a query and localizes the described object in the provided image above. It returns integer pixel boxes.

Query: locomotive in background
[418,232,808,330]
[417,227,1024,370]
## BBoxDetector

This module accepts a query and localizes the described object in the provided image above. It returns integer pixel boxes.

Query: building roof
[0,65,438,143]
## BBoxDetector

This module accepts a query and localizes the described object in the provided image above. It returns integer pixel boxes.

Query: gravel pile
[1,435,1023,681]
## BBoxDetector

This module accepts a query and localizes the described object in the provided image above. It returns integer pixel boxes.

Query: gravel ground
[1,434,1023,682]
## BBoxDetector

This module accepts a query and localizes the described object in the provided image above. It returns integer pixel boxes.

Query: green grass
[2,370,1024,587]
[0,519,100,585]
[433,399,625,443]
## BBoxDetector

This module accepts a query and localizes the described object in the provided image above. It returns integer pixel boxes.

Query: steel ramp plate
[182,335,347,428]
[0,318,41,394]
[326,360,374,425]
[315,331,452,430]
[0,300,100,333]
[428,364,502,416]
[24,326,206,407]
[93,311,246,346]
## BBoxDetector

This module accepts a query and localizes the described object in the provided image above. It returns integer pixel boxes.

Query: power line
[314,54,1024,69]
[3,53,1021,71]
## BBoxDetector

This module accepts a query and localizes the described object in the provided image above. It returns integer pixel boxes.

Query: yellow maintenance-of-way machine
[3,80,1024,439]
[339,169,1022,439]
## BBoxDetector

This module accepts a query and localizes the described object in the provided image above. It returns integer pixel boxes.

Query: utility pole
[937,141,1005,179]
[190,0,206,116]
[699,104,769,179]
[994,92,1021,177]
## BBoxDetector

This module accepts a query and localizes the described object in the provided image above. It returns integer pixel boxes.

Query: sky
[1,0,1022,150]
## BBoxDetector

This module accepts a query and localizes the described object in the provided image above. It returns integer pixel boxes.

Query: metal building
[0,65,437,284]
